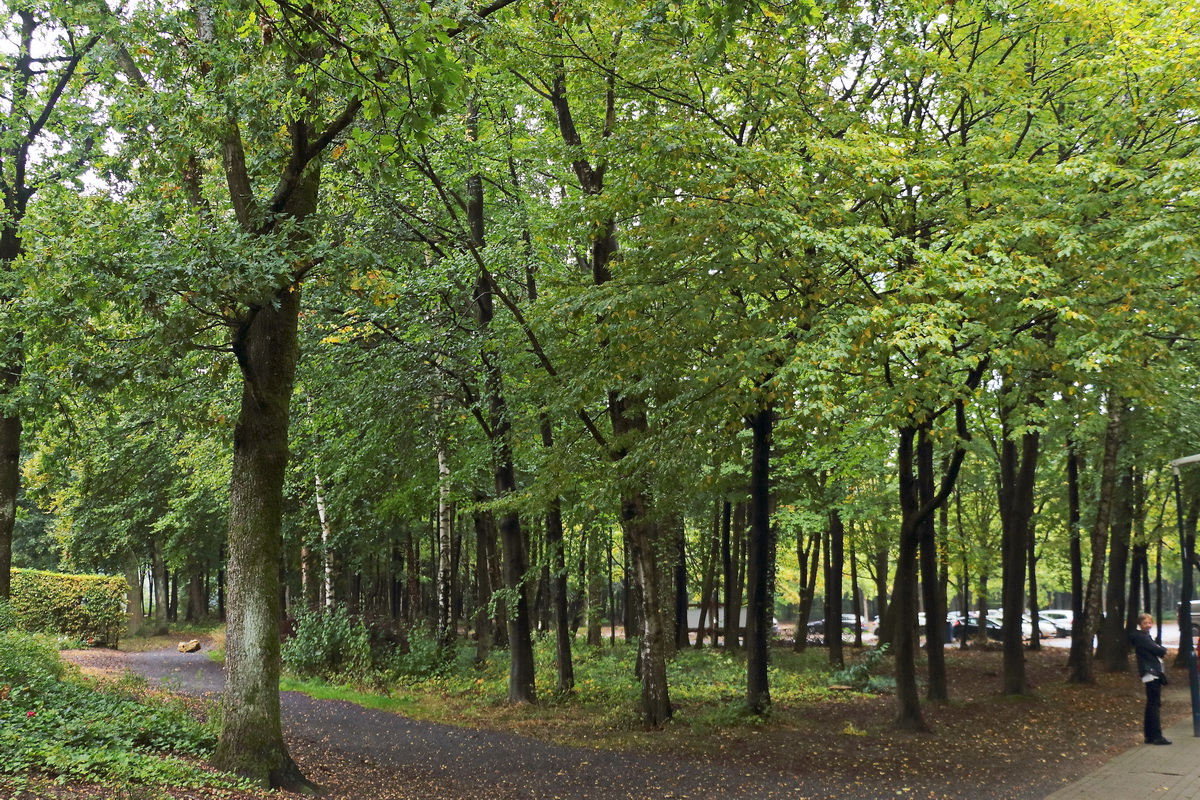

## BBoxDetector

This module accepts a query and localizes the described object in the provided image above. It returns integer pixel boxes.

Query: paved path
[1045,714,1200,800]
[110,648,822,799]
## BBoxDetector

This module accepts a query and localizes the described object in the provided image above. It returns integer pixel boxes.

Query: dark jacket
[1130,629,1168,682]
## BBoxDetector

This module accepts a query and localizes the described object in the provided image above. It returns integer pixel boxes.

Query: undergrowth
[282,622,866,732]
[0,629,245,792]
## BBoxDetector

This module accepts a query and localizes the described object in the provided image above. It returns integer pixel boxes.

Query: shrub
[383,625,461,681]
[282,605,371,680]
[829,644,890,691]
[9,568,126,646]
[0,597,15,631]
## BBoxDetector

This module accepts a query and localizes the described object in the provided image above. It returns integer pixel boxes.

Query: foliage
[8,568,125,645]
[0,631,237,789]
[282,605,372,681]
[0,598,15,632]
[829,645,890,692]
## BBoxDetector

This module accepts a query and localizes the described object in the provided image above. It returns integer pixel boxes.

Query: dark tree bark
[1099,466,1134,671]
[542,419,575,692]
[891,397,975,731]
[794,527,821,653]
[892,426,926,730]
[1069,397,1124,685]
[997,403,1039,696]
[917,430,948,701]
[674,522,689,651]
[746,406,774,714]
[825,505,845,669]
[473,502,495,663]
[0,14,98,601]
[1066,437,1087,677]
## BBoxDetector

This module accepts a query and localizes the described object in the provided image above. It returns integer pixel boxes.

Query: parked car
[1039,609,1074,637]
[951,614,1003,641]
[984,609,1056,639]
[1024,614,1059,639]
[806,613,867,642]
[1175,599,1200,638]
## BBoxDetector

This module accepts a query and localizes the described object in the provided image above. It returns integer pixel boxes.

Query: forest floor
[2,640,1185,800]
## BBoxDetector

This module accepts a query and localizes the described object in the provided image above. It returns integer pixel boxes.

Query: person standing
[1130,612,1171,745]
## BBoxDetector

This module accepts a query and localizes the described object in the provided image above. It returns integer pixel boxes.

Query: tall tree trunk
[825,506,845,668]
[435,429,454,649]
[695,500,720,648]
[850,541,864,648]
[1100,466,1134,671]
[151,541,169,630]
[187,565,205,622]
[587,525,605,646]
[892,426,926,731]
[473,502,494,663]
[612,393,672,724]
[0,401,18,602]
[917,430,947,701]
[123,552,144,635]
[794,527,821,653]
[1069,397,1124,684]
[212,280,307,789]
[542,416,575,692]
[672,520,689,650]
[723,500,738,651]
[1066,436,1087,676]
[997,409,1039,696]
[746,406,774,714]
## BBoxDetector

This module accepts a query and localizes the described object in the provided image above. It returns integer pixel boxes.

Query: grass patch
[278,632,884,750]
[121,623,226,654]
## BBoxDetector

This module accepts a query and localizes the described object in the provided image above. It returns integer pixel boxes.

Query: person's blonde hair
[1138,612,1153,625]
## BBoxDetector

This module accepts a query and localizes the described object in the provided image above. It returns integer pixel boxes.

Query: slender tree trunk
[611,394,672,724]
[794,527,821,653]
[0,402,18,602]
[151,542,169,630]
[1066,436,1087,676]
[1069,397,1124,684]
[123,551,144,635]
[850,541,863,648]
[542,416,575,691]
[672,520,689,650]
[723,500,738,651]
[1100,466,1134,671]
[473,503,494,663]
[436,431,454,649]
[825,506,845,668]
[746,406,773,714]
[695,501,720,648]
[587,525,605,646]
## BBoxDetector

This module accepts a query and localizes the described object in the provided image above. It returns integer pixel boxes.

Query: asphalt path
[113,647,823,800]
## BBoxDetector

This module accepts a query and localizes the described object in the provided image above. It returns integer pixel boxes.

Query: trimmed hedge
[8,568,125,646]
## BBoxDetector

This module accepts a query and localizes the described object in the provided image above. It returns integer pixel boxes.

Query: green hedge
[8,568,125,646]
